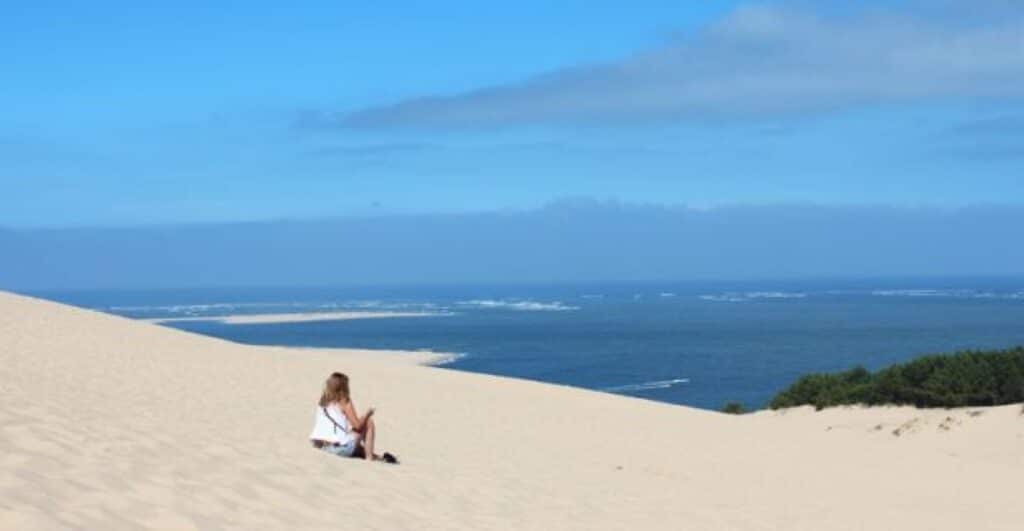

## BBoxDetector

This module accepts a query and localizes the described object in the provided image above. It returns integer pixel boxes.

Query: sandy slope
[1,291,1021,530]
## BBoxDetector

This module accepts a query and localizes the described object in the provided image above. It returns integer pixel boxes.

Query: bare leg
[362,417,376,460]
[350,433,366,459]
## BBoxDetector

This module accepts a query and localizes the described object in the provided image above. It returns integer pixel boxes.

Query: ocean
[38,277,1024,411]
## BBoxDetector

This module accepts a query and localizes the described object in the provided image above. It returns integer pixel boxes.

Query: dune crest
[1,291,1021,530]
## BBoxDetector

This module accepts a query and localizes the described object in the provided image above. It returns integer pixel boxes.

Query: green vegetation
[721,401,747,414]
[770,347,1024,410]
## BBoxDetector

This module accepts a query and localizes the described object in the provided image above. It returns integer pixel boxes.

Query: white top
[309,403,354,444]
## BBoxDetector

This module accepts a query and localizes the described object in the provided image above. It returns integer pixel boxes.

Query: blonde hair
[319,372,350,407]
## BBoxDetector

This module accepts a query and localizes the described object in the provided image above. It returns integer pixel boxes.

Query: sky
[3,0,1022,228]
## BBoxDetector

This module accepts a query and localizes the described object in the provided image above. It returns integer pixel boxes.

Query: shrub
[770,347,1024,410]
[721,401,746,414]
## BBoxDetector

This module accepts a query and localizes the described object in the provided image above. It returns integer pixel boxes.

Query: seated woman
[310,372,396,463]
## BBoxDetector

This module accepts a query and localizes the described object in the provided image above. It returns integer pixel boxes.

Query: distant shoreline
[145,311,441,325]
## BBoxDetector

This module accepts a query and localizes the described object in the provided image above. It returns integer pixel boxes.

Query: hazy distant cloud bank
[309,2,1024,129]
[4,201,1024,290]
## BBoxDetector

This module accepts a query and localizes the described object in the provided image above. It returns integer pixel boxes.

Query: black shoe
[382,452,399,464]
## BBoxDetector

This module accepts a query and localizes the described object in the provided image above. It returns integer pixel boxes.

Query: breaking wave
[109,302,297,316]
[455,300,580,312]
[871,289,1024,300]
[110,300,453,317]
[699,291,807,303]
[601,378,690,393]
[426,352,469,366]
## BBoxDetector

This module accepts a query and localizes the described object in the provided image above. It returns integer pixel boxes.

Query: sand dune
[1,291,1022,530]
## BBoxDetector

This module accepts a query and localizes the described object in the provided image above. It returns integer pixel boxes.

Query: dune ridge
[1,290,1022,530]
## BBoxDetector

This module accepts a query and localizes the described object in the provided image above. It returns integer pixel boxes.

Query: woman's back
[310,402,353,444]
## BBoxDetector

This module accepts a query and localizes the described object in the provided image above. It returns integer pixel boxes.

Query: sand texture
[1,291,1022,530]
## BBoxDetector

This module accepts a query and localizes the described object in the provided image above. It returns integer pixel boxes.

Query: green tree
[769,347,1024,410]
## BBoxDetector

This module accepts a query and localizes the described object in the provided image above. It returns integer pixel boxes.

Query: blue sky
[3,0,1023,227]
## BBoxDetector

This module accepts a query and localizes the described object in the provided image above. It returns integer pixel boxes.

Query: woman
[309,372,380,460]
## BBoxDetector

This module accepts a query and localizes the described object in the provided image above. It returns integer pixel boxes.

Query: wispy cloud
[317,2,1024,129]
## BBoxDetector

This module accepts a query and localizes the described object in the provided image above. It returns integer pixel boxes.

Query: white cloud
[326,2,1024,128]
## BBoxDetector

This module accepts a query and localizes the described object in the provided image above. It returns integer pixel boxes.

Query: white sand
[1,290,1022,530]
[146,311,438,325]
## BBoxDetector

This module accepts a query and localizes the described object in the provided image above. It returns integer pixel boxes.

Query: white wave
[871,289,949,297]
[699,294,748,303]
[455,299,579,312]
[109,302,296,314]
[337,300,445,312]
[112,299,451,316]
[699,291,806,302]
[871,289,1024,300]
[426,352,468,366]
[659,292,677,298]
[601,378,690,393]
[745,291,807,299]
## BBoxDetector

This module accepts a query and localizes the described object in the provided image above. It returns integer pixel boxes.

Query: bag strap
[322,406,349,434]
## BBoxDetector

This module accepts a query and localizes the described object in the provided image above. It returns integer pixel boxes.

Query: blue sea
[38,277,1024,411]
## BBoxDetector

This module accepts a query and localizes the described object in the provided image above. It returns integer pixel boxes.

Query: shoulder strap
[322,406,349,434]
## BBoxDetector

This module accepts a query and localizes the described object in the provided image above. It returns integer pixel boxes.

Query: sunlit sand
[2,291,1021,530]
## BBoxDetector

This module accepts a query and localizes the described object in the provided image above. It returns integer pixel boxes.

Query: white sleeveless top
[309,403,354,444]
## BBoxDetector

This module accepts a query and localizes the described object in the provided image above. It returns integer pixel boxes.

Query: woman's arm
[342,400,374,432]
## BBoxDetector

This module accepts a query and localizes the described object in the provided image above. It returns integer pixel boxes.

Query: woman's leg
[362,417,376,460]
[348,433,368,458]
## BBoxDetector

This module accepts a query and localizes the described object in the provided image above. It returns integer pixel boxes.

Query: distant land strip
[145,311,440,325]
